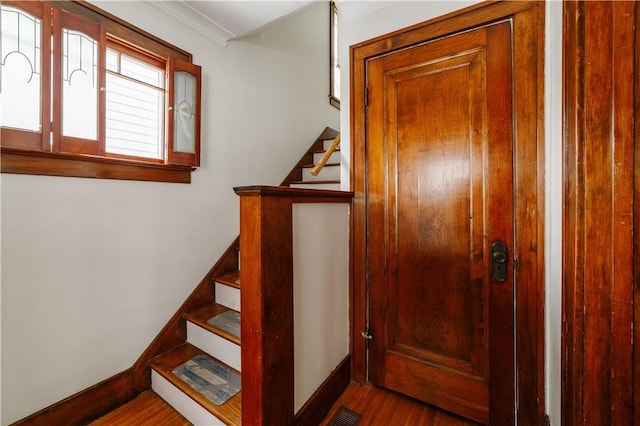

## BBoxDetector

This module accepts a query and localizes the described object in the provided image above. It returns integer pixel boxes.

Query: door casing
[349,1,545,423]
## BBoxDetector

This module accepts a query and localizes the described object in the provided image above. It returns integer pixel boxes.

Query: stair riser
[151,370,226,426]
[313,150,340,164]
[290,182,341,190]
[323,138,338,150]
[186,322,241,372]
[215,282,240,311]
[302,164,340,181]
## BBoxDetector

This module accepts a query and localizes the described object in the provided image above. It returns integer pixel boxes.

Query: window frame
[329,1,340,109]
[53,7,105,156]
[1,0,51,151]
[104,39,167,164]
[1,0,201,183]
[167,57,202,167]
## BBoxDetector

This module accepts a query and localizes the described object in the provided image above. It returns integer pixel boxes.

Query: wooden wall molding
[563,2,637,424]
[294,356,351,425]
[635,7,640,425]
[9,370,133,426]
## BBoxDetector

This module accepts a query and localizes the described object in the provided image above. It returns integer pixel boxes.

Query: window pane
[173,71,196,154]
[62,28,98,140]
[106,73,164,159]
[121,55,163,87]
[1,5,41,131]
[106,48,118,72]
[331,2,340,101]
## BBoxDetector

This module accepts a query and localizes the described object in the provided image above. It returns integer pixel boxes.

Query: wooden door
[366,21,514,425]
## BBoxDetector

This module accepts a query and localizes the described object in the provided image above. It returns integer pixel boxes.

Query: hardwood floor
[89,383,480,425]
[320,384,482,426]
[90,391,190,426]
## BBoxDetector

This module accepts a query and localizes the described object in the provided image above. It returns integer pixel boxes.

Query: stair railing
[234,185,352,426]
[310,133,340,177]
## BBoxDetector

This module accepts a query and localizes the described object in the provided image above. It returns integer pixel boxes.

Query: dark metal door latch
[491,241,508,283]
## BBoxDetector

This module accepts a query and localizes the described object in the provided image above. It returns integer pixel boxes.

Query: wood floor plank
[320,384,482,426]
[90,391,191,426]
[91,380,481,425]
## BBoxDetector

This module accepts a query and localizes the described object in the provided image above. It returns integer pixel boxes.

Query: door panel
[366,21,514,424]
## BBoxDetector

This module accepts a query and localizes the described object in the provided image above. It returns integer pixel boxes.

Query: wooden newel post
[235,187,295,426]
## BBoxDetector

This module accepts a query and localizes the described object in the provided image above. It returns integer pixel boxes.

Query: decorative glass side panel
[106,48,164,159]
[173,70,196,154]
[1,5,41,131]
[62,28,98,140]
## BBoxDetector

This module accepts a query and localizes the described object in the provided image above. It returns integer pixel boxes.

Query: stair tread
[215,271,240,289]
[185,304,241,345]
[90,391,191,425]
[150,343,241,426]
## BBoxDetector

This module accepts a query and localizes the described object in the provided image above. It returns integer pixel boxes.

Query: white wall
[544,2,563,424]
[0,2,338,424]
[337,1,562,424]
[293,203,350,413]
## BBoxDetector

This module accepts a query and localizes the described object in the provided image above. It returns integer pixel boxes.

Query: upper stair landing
[283,128,341,191]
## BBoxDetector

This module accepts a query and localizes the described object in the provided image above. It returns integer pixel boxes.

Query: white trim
[144,1,234,47]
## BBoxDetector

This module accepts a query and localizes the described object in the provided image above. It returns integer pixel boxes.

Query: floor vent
[327,406,362,426]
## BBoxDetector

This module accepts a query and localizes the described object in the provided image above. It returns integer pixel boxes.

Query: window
[1,1,201,182]
[106,44,165,160]
[329,1,340,109]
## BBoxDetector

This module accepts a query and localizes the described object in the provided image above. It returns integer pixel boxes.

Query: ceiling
[146,1,314,47]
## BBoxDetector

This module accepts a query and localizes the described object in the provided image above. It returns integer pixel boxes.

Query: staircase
[148,270,242,425]
[288,138,341,190]
[90,129,342,425]
[282,127,341,191]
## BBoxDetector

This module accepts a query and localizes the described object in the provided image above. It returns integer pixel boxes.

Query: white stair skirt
[151,370,226,426]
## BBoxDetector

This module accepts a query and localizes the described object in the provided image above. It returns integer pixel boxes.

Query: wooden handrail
[234,185,353,426]
[310,133,340,176]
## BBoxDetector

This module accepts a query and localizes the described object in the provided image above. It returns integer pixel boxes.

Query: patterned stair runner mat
[207,310,241,338]
[173,355,241,405]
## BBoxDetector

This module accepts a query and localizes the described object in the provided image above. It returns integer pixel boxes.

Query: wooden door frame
[562,2,637,424]
[350,1,546,424]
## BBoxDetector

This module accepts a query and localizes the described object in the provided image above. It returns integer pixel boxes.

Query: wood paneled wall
[563,2,637,425]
